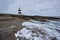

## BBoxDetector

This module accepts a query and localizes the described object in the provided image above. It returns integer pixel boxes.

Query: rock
[51,37,58,40]
[0,17,23,40]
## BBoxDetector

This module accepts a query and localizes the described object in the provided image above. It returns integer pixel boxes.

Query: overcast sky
[0,0,60,16]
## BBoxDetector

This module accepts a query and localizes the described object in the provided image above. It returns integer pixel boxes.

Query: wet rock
[0,17,23,40]
[51,37,58,40]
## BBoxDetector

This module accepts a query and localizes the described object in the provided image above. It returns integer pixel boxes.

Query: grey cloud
[0,0,15,13]
[0,0,60,16]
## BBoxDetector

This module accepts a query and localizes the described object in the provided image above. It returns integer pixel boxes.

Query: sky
[0,0,60,16]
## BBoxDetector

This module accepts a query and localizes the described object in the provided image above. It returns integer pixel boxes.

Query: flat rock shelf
[0,17,23,40]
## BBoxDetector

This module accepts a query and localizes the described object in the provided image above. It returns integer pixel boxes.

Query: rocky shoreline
[0,14,60,40]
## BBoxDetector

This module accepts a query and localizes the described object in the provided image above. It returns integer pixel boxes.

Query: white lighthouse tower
[18,8,21,14]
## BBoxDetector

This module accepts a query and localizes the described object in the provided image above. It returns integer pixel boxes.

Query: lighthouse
[18,8,21,14]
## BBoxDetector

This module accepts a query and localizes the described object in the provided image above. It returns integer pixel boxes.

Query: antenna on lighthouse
[18,8,21,14]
